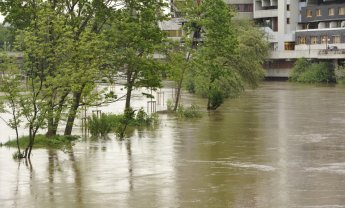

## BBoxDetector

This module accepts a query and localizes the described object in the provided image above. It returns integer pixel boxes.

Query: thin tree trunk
[173,52,191,112]
[207,97,212,110]
[24,127,34,159]
[11,101,21,156]
[64,91,82,136]
[173,80,182,112]
[125,84,133,111]
[46,102,55,137]
[46,91,69,137]
[15,125,21,157]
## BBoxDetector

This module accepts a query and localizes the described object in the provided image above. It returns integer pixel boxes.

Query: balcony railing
[319,48,345,55]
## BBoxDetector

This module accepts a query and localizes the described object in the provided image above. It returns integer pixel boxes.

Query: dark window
[233,4,253,12]
[287,18,290,24]
[287,4,290,11]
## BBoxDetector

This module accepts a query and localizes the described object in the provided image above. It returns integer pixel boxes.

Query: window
[233,4,253,12]
[311,36,318,44]
[333,35,340,43]
[325,22,330,28]
[287,4,290,11]
[298,36,307,44]
[321,35,329,44]
[307,9,312,17]
[339,7,345,15]
[284,42,295,50]
[329,8,335,16]
[287,18,290,24]
[336,21,341,27]
[316,9,322,16]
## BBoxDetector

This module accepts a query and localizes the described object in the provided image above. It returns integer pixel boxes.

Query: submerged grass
[3,134,79,150]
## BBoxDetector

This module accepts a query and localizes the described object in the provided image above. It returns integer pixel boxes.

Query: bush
[289,58,309,82]
[289,59,335,83]
[87,108,158,137]
[88,113,122,137]
[335,64,345,84]
[177,104,202,118]
[166,99,174,112]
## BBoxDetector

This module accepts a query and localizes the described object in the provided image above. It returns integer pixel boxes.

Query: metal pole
[307,23,310,57]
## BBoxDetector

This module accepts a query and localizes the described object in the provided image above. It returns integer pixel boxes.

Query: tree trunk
[15,125,21,157]
[24,127,34,159]
[207,98,212,110]
[125,85,132,111]
[173,80,182,112]
[64,91,82,136]
[173,52,190,112]
[46,104,55,137]
[46,92,69,137]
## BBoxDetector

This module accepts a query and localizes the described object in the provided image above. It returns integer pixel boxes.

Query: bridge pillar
[333,59,339,68]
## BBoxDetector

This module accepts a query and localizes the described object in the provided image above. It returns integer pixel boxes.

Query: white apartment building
[163,0,345,78]
[229,0,345,77]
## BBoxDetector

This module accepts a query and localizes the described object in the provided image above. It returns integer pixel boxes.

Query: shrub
[166,99,174,112]
[177,104,202,118]
[289,58,309,82]
[88,113,123,137]
[335,64,345,84]
[87,108,158,138]
[289,59,335,83]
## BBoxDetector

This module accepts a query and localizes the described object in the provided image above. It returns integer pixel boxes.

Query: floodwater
[2,82,345,208]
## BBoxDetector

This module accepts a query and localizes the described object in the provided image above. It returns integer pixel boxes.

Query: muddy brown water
[2,82,345,208]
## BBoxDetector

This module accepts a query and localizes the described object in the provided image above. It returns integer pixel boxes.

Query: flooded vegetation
[2,82,345,207]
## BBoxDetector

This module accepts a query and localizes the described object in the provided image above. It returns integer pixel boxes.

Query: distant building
[162,0,345,78]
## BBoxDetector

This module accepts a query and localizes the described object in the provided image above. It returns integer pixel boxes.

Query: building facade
[164,0,345,78]
[226,0,345,78]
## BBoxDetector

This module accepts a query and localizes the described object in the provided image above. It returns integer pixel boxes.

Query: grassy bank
[2,135,79,150]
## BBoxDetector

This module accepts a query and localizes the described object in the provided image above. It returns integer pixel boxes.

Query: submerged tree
[182,0,268,110]
[165,0,202,112]
[1,0,116,137]
[107,0,168,112]
[0,54,23,157]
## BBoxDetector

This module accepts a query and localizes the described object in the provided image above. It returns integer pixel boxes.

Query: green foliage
[87,108,158,138]
[232,20,268,87]
[4,135,79,150]
[0,25,14,51]
[106,0,168,110]
[181,1,268,110]
[166,99,174,112]
[290,59,335,83]
[335,64,345,84]
[176,104,202,118]
[289,58,311,82]
[87,113,122,137]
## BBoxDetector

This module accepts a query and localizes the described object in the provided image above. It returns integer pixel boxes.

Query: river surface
[2,81,345,208]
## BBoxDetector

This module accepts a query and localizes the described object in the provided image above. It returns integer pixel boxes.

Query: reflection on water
[2,82,345,207]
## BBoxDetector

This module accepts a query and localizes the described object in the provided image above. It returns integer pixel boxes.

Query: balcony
[254,9,278,18]
[269,45,345,60]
